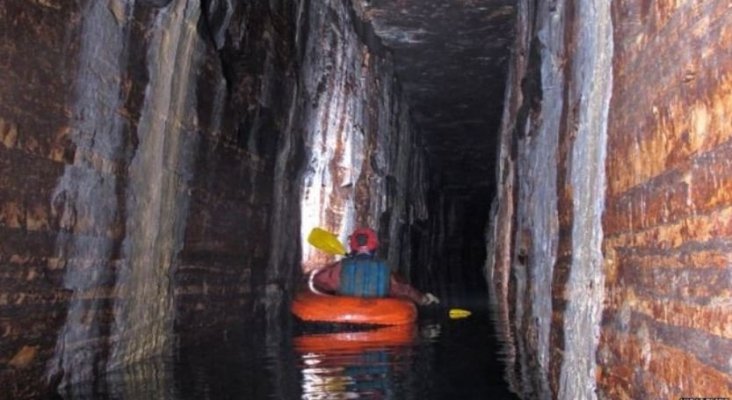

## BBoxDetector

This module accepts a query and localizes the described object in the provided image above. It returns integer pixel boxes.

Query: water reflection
[55,308,518,399]
[295,325,418,399]
[53,355,178,400]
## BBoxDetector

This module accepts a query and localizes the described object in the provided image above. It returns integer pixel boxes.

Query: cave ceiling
[353,0,515,192]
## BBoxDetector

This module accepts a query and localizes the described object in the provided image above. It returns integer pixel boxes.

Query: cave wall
[487,0,732,398]
[601,1,732,398]
[0,1,280,396]
[296,0,429,278]
[0,0,429,398]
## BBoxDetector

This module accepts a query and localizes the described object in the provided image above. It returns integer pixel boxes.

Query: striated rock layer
[0,0,429,398]
[487,0,732,398]
[0,1,268,396]
[601,1,732,398]
[296,0,429,275]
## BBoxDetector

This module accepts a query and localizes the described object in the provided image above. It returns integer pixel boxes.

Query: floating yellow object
[308,227,347,256]
[449,308,472,319]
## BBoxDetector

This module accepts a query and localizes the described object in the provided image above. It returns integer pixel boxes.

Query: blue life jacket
[338,254,390,297]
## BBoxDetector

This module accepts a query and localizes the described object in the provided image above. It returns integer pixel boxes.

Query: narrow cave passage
[4,0,732,399]
[1,0,518,399]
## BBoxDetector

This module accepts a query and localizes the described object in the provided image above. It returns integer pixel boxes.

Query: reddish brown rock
[0,1,434,398]
[488,0,732,398]
[8,346,39,369]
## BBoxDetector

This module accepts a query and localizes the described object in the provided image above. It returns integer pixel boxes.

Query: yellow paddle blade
[449,308,472,319]
[307,227,347,255]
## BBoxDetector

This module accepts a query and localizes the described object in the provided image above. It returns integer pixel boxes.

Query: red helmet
[348,227,379,253]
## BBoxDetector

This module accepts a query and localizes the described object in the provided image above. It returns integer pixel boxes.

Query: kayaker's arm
[310,262,341,293]
[389,275,439,305]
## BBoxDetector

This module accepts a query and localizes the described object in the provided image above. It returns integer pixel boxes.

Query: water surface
[57,303,518,399]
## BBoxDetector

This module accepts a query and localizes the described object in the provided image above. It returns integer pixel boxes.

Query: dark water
[57,303,518,400]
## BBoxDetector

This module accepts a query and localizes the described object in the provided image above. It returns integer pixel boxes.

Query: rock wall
[487,0,732,398]
[601,1,732,398]
[297,0,429,276]
[0,0,428,398]
[0,1,266,396]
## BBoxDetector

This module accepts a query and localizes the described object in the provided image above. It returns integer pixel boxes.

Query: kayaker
[310,227,440,306]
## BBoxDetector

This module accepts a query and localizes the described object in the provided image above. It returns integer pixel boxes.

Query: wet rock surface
[0,0,300,396]
[487,0,732,398]
[0,0,443,398]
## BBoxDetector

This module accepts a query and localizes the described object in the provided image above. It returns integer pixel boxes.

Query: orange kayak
[294,324,416,354]
[291,291,417,325]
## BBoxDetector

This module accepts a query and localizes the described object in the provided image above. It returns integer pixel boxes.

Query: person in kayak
[310,227,440,306]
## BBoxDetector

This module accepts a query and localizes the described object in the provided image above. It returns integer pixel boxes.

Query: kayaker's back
[338,254,390,298]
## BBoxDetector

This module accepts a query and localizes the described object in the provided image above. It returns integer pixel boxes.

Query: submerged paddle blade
[449,308,472,319]
[308,227,347,255]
